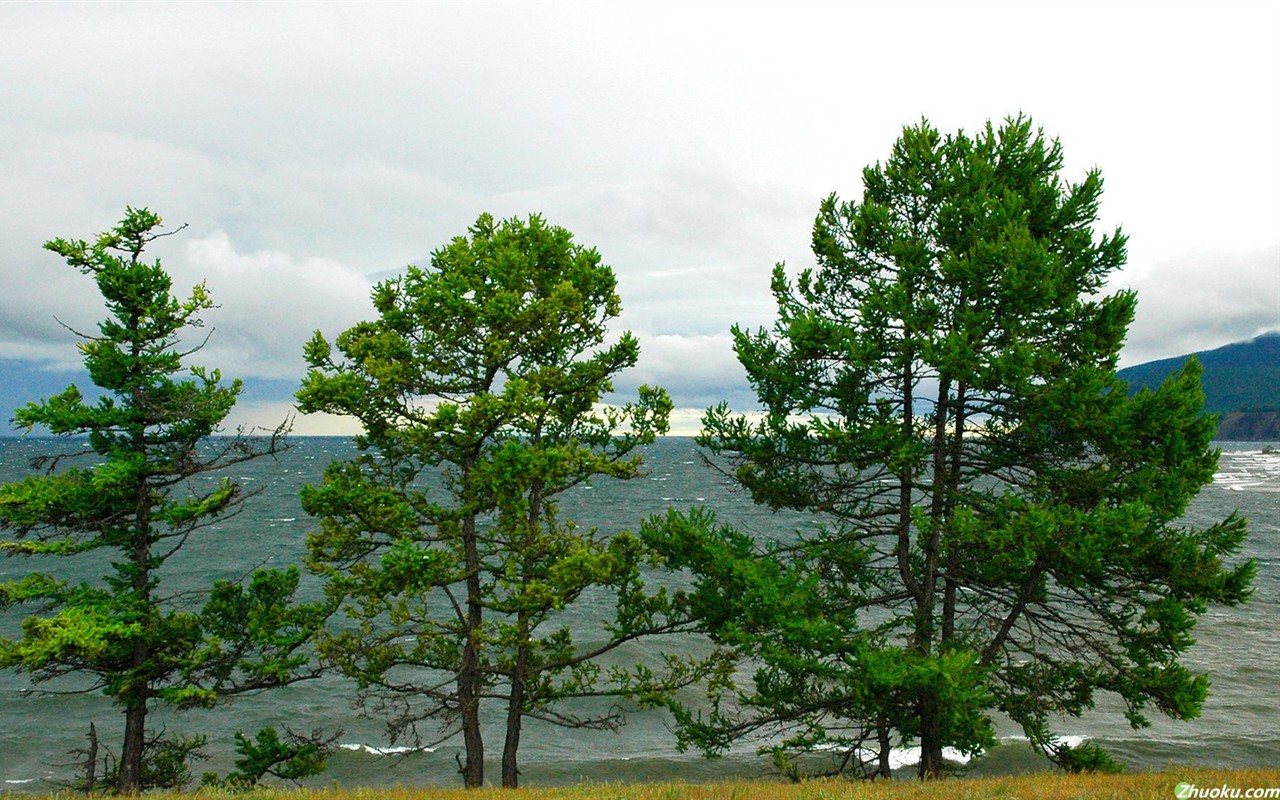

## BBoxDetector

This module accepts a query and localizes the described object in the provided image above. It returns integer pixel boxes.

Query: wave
[1213,450,1280,491]
[1002,734,1089,750]
[811,743,974,768]
[339,742,437,756]
[813,734,1088,770]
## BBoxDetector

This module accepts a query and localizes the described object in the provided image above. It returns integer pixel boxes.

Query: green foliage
[0,208,326,794]
[687,117,1254,779]
[1051,740,1125,774]
[89,730,210,793]
[135,733,208,792]
[202,726,337,790]
[297,212,718,788]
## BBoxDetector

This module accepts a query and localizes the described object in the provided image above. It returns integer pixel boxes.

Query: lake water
[1,437,1276,789]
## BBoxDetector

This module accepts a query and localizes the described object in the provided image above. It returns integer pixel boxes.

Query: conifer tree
[0,208,325,794]
[677,117,1255,778]
[298,213,712,788]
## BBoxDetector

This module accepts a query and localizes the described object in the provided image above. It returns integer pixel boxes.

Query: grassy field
[21,769,1280,800]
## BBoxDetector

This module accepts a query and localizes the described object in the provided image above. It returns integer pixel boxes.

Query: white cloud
[1,1,1276,424]
[1118,244,1280,365]
[617,332,757,413]
[226,400,359,438]
[179,232,375,380]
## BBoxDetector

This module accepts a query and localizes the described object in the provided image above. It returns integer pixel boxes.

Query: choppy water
[1,438,1276,790]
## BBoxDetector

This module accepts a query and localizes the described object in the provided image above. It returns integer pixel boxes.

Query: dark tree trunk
[502,476,541,788]
[501,641,528,788]
[458,645,484,787]
[917,695,945,779]
[459,508,485,788]
[941,382,967,644]
[875,714,892,779]
[118,701,147,793]
[119,413,152,795]
[83,722,99,794]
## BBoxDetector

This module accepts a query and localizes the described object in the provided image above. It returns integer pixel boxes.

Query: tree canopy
[674,116,1255,778]
[1,123,1258,788]
[297,212,714,788]
[0,208,325,794]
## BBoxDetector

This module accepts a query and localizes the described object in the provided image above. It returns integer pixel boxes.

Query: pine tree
[297,212,713,788]
[680,117,1255,778]
[0,208,325,794]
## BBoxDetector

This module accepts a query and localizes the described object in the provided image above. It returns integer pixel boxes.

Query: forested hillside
[1119,332,1280,439]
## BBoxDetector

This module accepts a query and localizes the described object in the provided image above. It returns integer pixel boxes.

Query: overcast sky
[2,1,1276,435]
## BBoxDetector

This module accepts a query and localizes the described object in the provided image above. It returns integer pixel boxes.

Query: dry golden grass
[24,768,1280,800]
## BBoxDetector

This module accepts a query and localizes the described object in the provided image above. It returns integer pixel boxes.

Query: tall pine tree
[677,117,1254,778]
[0,209,325,793]
[298,213,714,788]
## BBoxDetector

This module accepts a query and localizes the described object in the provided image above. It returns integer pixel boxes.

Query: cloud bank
[1,2,1275,434]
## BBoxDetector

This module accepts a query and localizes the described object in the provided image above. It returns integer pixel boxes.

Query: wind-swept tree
[297,212,713,788]
[0,208,327,794]
[678,117,1254,778]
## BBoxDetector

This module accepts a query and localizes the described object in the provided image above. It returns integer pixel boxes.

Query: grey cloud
[177,232,375,380]
[1118,245,1280,366]
[407,163,819,340]
[2,1,1277,424]
[0,126,480,377]
[613,333,757,413]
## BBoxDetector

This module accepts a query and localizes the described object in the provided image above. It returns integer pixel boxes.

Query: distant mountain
[1118,331,1280,441]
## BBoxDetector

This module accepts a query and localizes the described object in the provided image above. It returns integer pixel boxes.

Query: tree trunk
[875,714,892,779]
[84,722,98,794]
[927,376,952,642]
[896,362,922,603]
[897,359,946,780]
[917,695,946,779]
[118,700,147,793]
[940,382,967,644]
[458,647,484,787]
[502,475,541,788]
[119,406,152,795]
[500,641,528,788]
[459,508,485,787]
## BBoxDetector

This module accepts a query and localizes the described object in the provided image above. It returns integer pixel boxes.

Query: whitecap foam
[814,733,1091,769]
[1000,733,1089,750]
[811,742,973,768]
[339,743,436,755]
[887,746,973,768]
[1213,450,1280,491]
